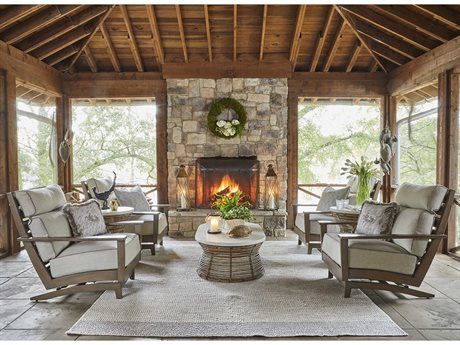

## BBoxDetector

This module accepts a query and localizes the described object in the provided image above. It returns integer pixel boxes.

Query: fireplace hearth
[195,157,259,209]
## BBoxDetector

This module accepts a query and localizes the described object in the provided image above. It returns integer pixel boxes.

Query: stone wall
[166,78,288,213]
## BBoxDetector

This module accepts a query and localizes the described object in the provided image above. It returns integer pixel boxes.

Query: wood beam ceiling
[175,5,188,63]
[146,5,164,65]
[0,5,46,31]
[83,46,97,72]
[120,5,144,72]
[346,42,361,72]
[289,5,307,70]
[259,5,268,61]
[323,18,346,72]
[414,5,460,31]
[233,5,238,62]
[100,22,121,72]
[204,5,212,62]
[310,6,335,72]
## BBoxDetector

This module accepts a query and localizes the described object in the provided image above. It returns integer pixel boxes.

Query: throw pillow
[114,185,151,211]
[355,200,399,235]
[316,186,350,212]
[63,200,107,237]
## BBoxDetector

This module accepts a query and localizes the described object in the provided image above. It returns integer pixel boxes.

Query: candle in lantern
[209,216,220,233]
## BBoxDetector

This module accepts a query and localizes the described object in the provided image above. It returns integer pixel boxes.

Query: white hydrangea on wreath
[207,98,247,139]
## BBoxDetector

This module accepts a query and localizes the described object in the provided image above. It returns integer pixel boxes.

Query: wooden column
[381,94,397,202]
[287,87,299,228]
[56,95,73,192]
[156,88,168,204]
[437,70,459,253]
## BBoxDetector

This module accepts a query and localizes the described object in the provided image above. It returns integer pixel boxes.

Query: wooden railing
[71,183,158,200]
[298,183,347,200]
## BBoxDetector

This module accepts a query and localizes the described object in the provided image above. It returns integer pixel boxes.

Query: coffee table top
[195,222,266,247]
[101,206,134,216]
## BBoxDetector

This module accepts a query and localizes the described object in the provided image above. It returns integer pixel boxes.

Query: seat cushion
[15,184,66,217]
[395,183,447,212]
[127,213,168,236]
[29,210,72,262]
[49,233,140,278]
[322,233,418,275]
[391,207,435,257]
[295,212,336,235]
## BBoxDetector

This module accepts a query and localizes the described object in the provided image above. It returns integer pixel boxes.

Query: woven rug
[68,241,405,338]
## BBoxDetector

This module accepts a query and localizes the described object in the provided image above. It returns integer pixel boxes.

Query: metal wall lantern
[176,164,191,210]
[264,164,279,210]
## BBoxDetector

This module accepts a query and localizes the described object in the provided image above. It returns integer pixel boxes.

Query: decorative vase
[356,175,371,206]
[223,219,245,232]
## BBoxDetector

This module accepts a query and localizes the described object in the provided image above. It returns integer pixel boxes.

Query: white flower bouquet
[216,119,240,137]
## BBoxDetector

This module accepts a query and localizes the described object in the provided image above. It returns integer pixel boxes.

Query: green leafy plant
[341,156,380,205]
[212,191,252,221]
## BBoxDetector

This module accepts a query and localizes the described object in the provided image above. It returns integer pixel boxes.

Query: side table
[101,206,134,232]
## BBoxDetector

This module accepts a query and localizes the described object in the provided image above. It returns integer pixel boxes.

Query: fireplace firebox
[195,157,259,209]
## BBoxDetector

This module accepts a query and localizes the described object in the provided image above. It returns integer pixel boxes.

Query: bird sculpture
[374,127,397,175]
[92,172,117,210]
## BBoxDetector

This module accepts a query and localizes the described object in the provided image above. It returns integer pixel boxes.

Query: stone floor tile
[0,329,78,340]
[425,278,460,301]
[365,293,414,329]
[0,300,34,330]
[0,262,32,278]
[374,282,447,301]
[0,278,8,286]
[418,329,460,340]
[1,250,31,262]
[336,328,425,340]
[0,277,46,299]
[16,268,39,278]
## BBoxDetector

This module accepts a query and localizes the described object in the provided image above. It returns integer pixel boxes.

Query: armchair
[321,183,455,298]
[7,185,140,301]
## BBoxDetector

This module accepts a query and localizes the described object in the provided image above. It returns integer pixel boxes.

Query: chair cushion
[346,176,358,194]
[63,200,107,237]
[295,212,336,235]
[316,186,350,212]
[86,176,116,204]
[29,210,72,262]
[15,184,66,217]
[391,207,435,257]
[395,183,447,212]
[126,213,168,236]
[322,233,418,275]
[114,185,151,212]
[355,201,399,235]
[49,233,140,278]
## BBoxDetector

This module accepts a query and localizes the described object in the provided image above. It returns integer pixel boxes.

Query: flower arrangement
[341,157,380,205]
[207,98,247,139]
[215,119,240,137]
[212,191,252,221]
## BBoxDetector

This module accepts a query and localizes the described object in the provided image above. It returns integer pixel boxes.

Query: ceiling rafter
[340,5,439,51]
[121,5,144,72]
[375,5,456,43]
[414,5,460,31]
[346,41,362,72]
[370,61,379,72]
[334,5,389,73]
[45,45,80,66]
[323,18,346,72]
[259,5,268,61]
[0,5,46,31]
[175,5,188,63]
[18,6,110,54]
[0,5,82,44]
[310,6,335,72]
[100,21,121,72]
[204,5,213,62]
[146,5,165,65]
[83,46,97,72]
[369,40,408,66]
[289,5,307,69]
[233,4,238,61]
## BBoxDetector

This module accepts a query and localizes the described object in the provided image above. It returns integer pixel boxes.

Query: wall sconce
[264,164,279,210]
[176,164,191,211]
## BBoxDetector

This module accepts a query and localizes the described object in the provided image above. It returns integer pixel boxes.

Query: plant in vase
[341,156,380,206]
[212,191,252,231]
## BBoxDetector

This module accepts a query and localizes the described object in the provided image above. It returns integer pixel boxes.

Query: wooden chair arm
[109,220,144,225]
[303,210,331,215]
[337,233,446,241]
[18,235,128,243]
[317,220,355,226]
[132,211,161,215]
[292,203,318,207]
[150,203,170,208]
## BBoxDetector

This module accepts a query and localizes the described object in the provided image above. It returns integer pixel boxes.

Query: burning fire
[210,174,241,198]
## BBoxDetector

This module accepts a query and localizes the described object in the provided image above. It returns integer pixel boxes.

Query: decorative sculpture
[58,130,72,164]
[92,172,117,210]
[375,127,398,175]
[228,224,252,238]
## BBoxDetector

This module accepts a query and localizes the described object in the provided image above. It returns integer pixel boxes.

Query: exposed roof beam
[28,92,45,104]
[204,5,213,62]
[0,5,81,44]
[121,5,144,72]
[289,5,307,69]
[233,5,238,61]
[375,5,455,43]
[146,5,165,65]
[259,5,268,61]
[100,22,121,72]
[45,45,79,66]
[18,89,35,98]
[414,5,460,31]
[18,6,110,53]
[346,41,361,72]
[323,18,346,71]
[340,5,438,51]
[83,46,97,72]
[370,40,408,66]
[175,5,188,63]
[0,5,46,31]
[370,61,379,72]
[334,5,388,73]
[310,6,335,72]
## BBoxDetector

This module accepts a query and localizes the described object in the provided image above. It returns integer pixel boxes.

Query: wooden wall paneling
[155,89,168,204]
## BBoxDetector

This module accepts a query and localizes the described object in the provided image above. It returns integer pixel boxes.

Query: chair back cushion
[86,176,116,203]
[346,176,358,194]
[395,183,447,212]
[114,185,151,211]
[15,184,66,217]
[316,186,350,212]
[356,201,399,235]
[63,200,107,237]
[391,207,435,257]
[29,210,72,262]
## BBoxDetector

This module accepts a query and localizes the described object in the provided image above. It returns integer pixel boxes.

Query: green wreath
[207,98,247,139]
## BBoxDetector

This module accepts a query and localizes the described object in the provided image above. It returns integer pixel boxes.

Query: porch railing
[71,183,158,200]
[297,183,346,201]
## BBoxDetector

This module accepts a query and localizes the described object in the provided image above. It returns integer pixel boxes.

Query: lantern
[176,164,190,210]
[264,164,279,210]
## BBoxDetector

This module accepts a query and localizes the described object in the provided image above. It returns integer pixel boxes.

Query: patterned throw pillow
[356,200,399,235]
[114,185,151,212]
[63,200,107,237]
[316,186,350,212]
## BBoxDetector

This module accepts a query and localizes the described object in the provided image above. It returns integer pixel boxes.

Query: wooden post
[381,94,397,202]
[0,70,10,256]
[156,87,168,204]
[287,87,298,228]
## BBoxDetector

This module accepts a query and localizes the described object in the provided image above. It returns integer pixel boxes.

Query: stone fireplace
[166,78,288,238]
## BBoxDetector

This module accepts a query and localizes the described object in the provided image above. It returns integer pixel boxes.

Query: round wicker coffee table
[195,222,266,283]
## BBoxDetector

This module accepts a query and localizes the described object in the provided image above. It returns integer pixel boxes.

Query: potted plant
[341,156,380,206]
[212,191,252,231]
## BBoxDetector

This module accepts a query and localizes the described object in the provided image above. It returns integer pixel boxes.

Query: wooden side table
[101,206,134,232]
[329,206,361,232]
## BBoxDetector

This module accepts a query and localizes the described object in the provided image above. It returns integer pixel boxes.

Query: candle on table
[210,217,220,233]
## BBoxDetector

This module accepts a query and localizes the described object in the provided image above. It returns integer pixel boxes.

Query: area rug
[68,241,406,338]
